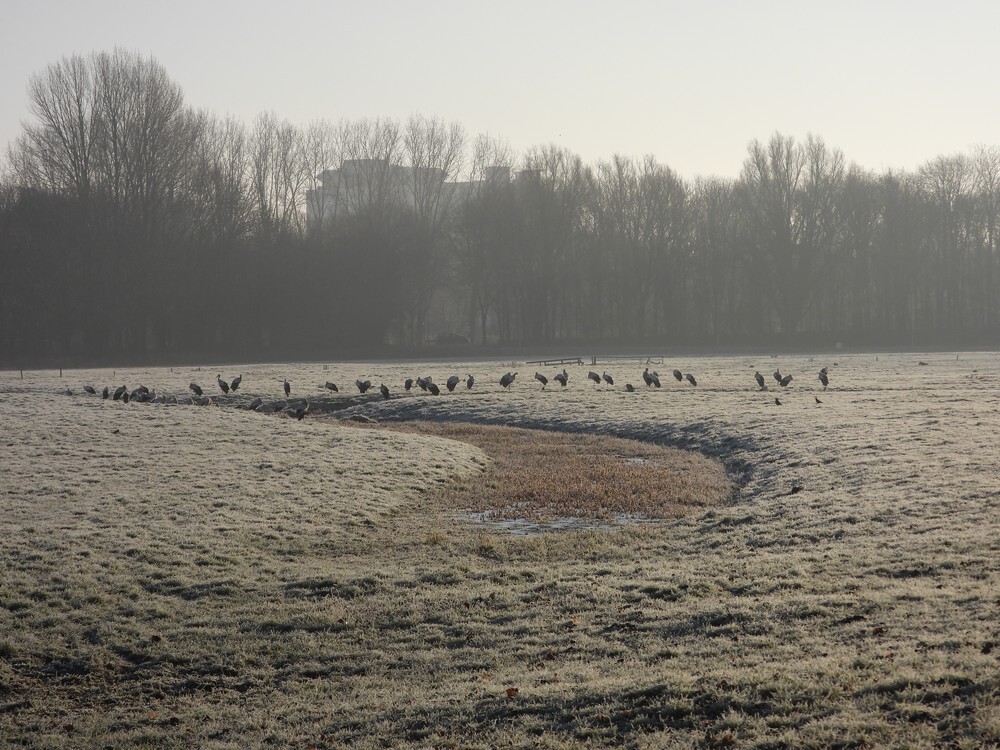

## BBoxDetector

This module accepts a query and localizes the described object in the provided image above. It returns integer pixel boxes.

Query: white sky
[1,0,998,180]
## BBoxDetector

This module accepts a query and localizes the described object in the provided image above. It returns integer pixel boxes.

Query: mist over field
[4,50,1000,368]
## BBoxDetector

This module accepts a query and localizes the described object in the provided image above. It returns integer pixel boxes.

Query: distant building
[305,159,511,231]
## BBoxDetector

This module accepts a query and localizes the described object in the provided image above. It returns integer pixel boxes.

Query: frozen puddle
[456,510,661,535]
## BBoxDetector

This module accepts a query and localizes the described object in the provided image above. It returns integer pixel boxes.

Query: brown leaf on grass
[147,711,157,720]
[505,687,519,698]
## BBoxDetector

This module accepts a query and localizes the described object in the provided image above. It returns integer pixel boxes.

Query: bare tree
[455,134,516,342]
[336,117,402,221]
[396,115,468,344]
[301,119,341,237]
[249,111,308,240]
[740,132,807,334]
[14,54,100,200]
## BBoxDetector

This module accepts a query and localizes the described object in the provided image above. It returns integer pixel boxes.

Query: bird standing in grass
[588,371,601,387]
[284,379,291,397]
[625,383,635,392]
[773,368,782,383]
[775,397,782,406]
[818,369,829,389]
[428,381,441,395]
[554,369,568,387]
[380,383,390,400]
[189,383,203,397]
[248,397,263,411]
[325,381,339,392]
[673,369,683,382]
[500,372,517,388]
[685,373,697,386]
[446,375,460,392]
[466,374,475,389]
[356,379,372,394]
[231,374,242,392]
[102,386,109,399]
[84,385,96,395]
[780,374,793,387]
[603,372,614,387]
[755,371,765,390]
[217,374,230,394]
[404,378,414,391]
[294,400,309,420]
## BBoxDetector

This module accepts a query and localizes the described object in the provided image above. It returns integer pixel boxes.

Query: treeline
[3,49,1000,367]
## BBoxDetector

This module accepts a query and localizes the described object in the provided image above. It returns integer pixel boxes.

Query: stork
[500,372,517,389]
[84,385,96,395]
[587,371,601,387]
[284,379,291,397]
[428,382,441,395]
[672,369,683,382]
[780,374,793,387]
[446,375,460,392]
[356,379,372,394]
[818,370,829,389]
[642,368,653,387]
[685,373,697,386]
[248,397,263,411]
[535,371,548,389]
[380,383,390,400]
[325,381,339,392]
[553,370,568,387]
[625,383,635,392]
[189,383,203,397]
[754,371,765,390]
[217,374,230,394]
[404,378,414,391]
[602,372,614,387]
[231,374,242,392]
[773,368,782,383]
[466,374,475,389]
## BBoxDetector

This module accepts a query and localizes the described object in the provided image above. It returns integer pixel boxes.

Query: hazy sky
[2,0,998,180]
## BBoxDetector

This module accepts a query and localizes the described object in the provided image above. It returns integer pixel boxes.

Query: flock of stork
[67,363,833,418]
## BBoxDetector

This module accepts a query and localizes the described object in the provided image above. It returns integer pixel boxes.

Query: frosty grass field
[1,352,999,748]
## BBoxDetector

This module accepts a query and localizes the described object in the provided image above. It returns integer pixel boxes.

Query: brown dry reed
[350,421,733,521]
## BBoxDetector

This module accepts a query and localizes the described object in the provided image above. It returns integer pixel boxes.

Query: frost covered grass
[1,352,999,748]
